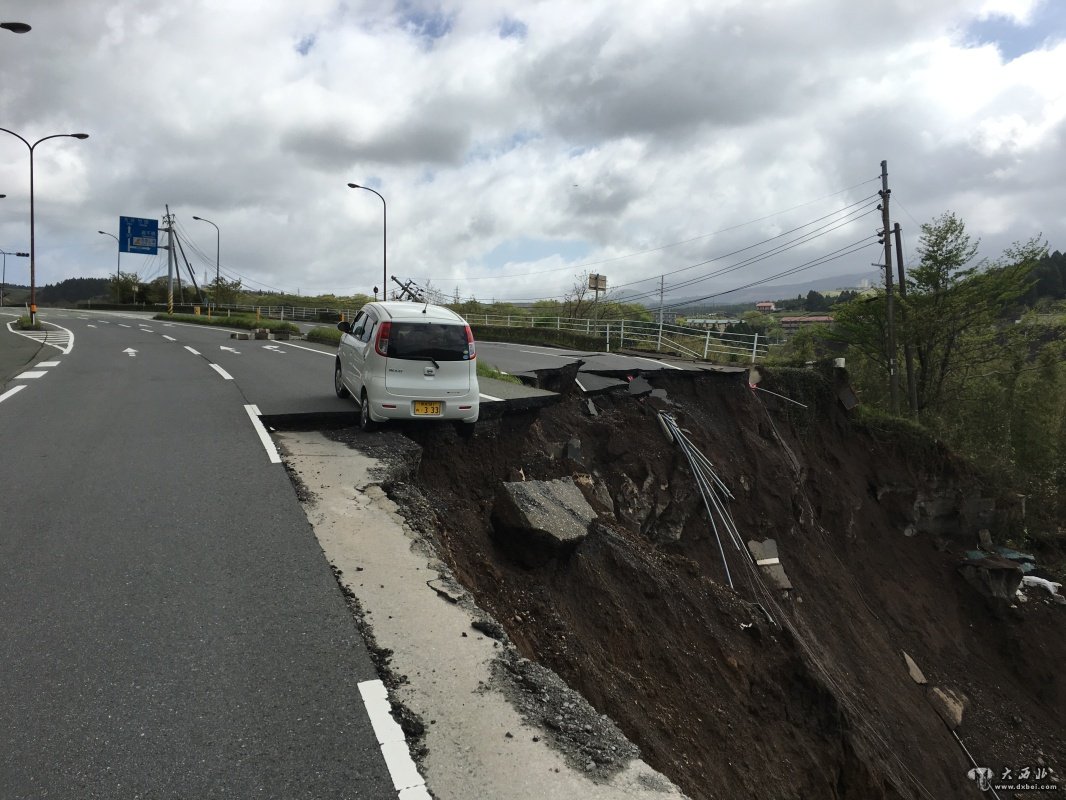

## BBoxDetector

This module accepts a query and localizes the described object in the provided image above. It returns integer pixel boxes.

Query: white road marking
[262,345,285,353]
[5,320,75,354]
[0,385,27,404]
[184,346,201,355]
[282,341,336,357]
[358,679,429,796]
[162,335,176,341]
[209,363,234,380]
[575,378,586,392]
[519,349,575,359]
[87,324,97,328]
[118,324,131,328]
[632,356,683,370]
[479,393,503,401]
[244,405,281,463]
[124,348,137,357]
[38,361,60,367]
[16,371,47,379]
[220,346,241,354]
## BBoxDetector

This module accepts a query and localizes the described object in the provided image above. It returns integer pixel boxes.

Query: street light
[191,215,220,307]
[1,22,31,33]
[1,248,30,307]
[347,183,386,299]
[0,128,89,325]
[98,231,121,304]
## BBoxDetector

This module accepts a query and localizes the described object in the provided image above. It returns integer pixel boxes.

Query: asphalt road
[0,308,730,798]
[0,310,397,798]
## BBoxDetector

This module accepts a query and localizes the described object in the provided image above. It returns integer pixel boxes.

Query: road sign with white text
[119,216,158,255]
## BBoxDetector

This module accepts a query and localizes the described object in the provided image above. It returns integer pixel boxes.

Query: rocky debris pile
[393,365,1066,800]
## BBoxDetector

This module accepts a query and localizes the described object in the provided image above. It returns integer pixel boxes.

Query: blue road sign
[119,216,158,255]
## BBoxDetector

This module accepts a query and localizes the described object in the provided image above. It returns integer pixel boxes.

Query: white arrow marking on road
[124,348,137,357]
[262,345,286,353]
[220,346,241,354]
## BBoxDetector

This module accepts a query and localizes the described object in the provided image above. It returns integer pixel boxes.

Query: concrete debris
[978,529,994,550]
[927,686,968,730]
[585,399,599,417]
[565,438,586,467]
[627,376,653,397]
[572,473,615,517]
[747,539,793,591]
[902,652,928,685]
[493,477,597,565]
[1021,575,1065,605]
[957,555,1023,602]
[837,384,859,410]
[427,578,464,605]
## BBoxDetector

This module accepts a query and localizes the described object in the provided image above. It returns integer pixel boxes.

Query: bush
[17,315,41,331]
[471,324,604,351]
[153,313,300,334]
[306,326,342,345]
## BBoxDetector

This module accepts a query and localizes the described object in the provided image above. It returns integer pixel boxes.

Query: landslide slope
[399,366,1064,799]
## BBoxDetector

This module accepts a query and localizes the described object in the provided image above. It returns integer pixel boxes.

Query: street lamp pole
[1,248,30,307]
[0,128,89,325]
[347,183,386,299]
[98,231,121,303]
[192,216,220,308]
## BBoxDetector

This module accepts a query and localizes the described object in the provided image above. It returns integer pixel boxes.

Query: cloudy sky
[1,0,1063,308]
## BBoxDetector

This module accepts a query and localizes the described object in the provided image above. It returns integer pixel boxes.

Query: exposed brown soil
[390,366,1065,799]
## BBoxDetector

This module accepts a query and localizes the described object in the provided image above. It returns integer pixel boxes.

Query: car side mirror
[337,321,352,334]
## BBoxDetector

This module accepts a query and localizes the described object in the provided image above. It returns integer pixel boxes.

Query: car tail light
[375,321,392,356]
[465,325,476,359]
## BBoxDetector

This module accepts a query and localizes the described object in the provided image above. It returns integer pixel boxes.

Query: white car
[334,301,480,430]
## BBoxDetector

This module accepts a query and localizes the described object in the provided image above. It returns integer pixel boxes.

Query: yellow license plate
[413,401,442,415]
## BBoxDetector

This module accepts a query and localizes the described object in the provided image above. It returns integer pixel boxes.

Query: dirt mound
[394,366,1065,799]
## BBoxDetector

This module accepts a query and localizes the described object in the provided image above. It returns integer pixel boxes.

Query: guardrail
[463,314,769,363]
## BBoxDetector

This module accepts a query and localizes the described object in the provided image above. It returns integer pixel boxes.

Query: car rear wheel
[359,391,378,431]
[334,361,350,398]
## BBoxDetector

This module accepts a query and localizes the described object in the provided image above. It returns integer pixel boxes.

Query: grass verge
[17,315,42,331]
[477,360,523,385]
[153,313,300,334]
[306,326,343,345]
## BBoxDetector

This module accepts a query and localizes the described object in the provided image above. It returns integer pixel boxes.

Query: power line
[428,177,882,283]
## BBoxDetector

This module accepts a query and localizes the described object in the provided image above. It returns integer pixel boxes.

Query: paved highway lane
[0,313,398,798]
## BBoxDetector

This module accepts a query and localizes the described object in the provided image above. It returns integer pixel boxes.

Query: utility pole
[163,206,175,314]
[894,223,919,415]
[880,160,900,414]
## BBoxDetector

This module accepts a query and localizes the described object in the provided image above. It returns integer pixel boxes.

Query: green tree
[903,220,1040,411]
[108,271,140,304]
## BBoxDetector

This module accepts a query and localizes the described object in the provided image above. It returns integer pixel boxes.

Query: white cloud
[1,0,1064,307]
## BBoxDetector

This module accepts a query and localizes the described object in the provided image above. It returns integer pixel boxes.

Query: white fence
[462,314,769,363]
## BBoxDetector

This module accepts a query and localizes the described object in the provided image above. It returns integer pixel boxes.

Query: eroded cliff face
[396,365,1064,799]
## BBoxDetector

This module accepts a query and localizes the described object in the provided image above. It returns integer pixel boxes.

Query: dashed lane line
[162,335,176,342]
[358,679,430,799]
[209,363,234,380]
[0,386,27,404]
[184,346,201,355]
[16,371,47,379]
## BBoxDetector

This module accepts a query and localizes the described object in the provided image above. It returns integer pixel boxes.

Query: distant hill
[37,277,110,304]
[649,272,875,310]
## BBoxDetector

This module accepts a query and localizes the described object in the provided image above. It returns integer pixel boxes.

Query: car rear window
[388,322,471,361]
